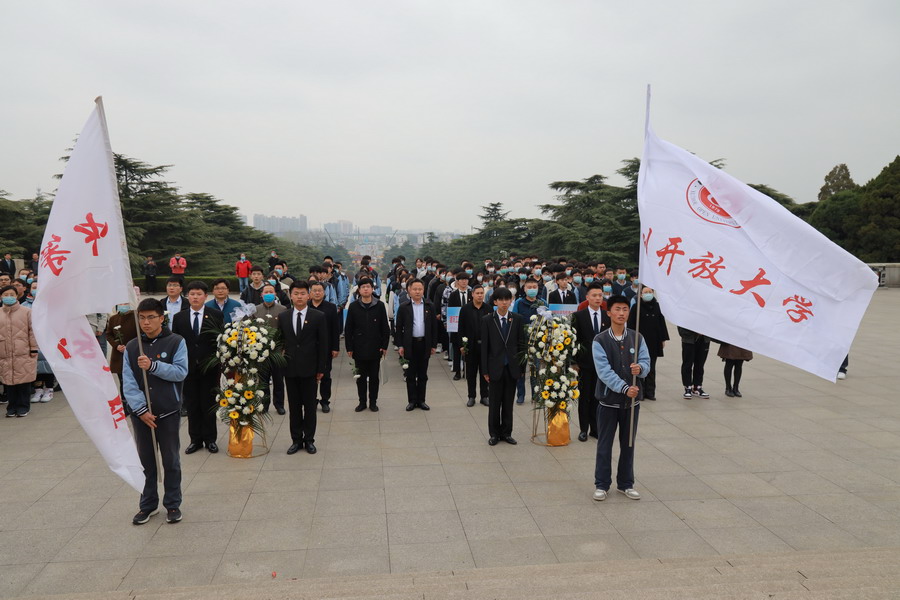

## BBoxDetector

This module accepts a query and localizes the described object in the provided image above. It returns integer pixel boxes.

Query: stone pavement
[1,290,899,598]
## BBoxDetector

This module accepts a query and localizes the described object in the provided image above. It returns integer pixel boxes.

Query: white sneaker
[31,389,44,403]
[41,390,53,403]
[592,489,608,501]
[837,372,847,380]
[618,488,641,500]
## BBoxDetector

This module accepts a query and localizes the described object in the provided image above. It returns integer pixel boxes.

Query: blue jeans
[238,277,248,294]
[594,403,640,491]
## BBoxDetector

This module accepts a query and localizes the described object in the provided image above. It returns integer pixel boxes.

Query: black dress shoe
[578,432,588,442]
[589,432,598,439]
[206,442,219,454]
[185,443,201,455]
[453,372,462,381]
[286,443,302,455]
[418,403,430,411]
[370,404,379,412]
[276,407,286,415]
[503,436,518,445]
[355,404,366,412]
[306,442,317,454]
[480,398,489,406]
[466,398,475,407]
[321,403,331,413]
[488,437,499,446]
[406,403,415,411]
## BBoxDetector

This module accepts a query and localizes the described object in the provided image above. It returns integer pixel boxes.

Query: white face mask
[508,287,517,294]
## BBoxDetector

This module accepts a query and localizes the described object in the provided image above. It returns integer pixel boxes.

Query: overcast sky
[2,1,898,232]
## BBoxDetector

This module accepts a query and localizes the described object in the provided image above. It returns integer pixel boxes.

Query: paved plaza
[1,290,899,598]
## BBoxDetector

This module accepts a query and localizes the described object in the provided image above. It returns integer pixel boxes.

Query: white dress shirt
[411,299,425,337]
[291,306,307,335]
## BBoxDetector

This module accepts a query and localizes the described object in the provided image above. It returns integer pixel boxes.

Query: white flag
[32,98,144,492]
[637,119,878,381]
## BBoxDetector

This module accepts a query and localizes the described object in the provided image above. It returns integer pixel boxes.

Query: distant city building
[368,225,392,234]
[253,213,308,234]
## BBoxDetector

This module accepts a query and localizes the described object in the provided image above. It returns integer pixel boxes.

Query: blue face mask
[268,279,277,286]
[542,275,552,282]
[603,285,612,293]
[617,274,626,281]
[117,305,130,313]
[275,269,283,276]
[1,296,16,306]
[262,293,276,304]
[642,293,655,302]
[525,288,538,299]
[585,277,594,283]
[573,276,582,284]
[465,269,473,276]
[565,269,572,276]
[518,274,527,281]
[26,278,33,285]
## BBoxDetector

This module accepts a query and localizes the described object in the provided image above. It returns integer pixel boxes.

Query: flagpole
[628,288,642,448]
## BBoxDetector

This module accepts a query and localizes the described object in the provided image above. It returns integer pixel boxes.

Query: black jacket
[308,299,340,353]
[480,311,527,380]
[548,288,578,305]
[394,299,438,356]
[0,258,15,276]
[447,288,473,309]
[344,298,390,360]
[458,302,492,356]
[278,307,328,378]
[628,299,669,358]
[571,308,610,369]
[171,306,224,374]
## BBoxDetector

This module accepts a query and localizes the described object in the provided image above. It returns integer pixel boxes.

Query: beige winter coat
[0,303,38,385]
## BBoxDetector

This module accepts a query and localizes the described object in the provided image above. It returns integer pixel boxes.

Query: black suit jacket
[344,299,390,359]
[548,288,577,305]
[394,299,438,356]
[480,311,526,380]
[458,302,492,354]
[447,288,472,309]
[277,308,328,378]
[308,300,340,353]
[571,308,609,368]
[171,306,224,374]
[0,258,15,275]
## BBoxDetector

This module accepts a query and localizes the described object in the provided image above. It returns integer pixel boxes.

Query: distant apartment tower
[368,225,392,234]
[325,220,354,234]
[253,213,308,234]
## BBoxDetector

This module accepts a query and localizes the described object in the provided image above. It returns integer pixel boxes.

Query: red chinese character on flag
[642,228,653,255]
[783,295,814,323]
[71,329,100,361]
[40,234,71,276]
[108,396,126,429]
[655,237,685,276]
[730,268,771,307]
[73,212,109,257]
[57,338,72,359]
[688,252,726,288]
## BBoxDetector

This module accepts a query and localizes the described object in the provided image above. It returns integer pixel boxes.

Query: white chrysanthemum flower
[544,400,554,408]
[553,382,561,390]
[256,390,265,398]
[249,367,258,374]
[533,385,540,393]
[242,407,251,414]
[262,350,269,358]
[227,359,236,366]
[249,351,259,360]
[257,318,265,323]
[239,421,249,426]
[245,379,255,387]
[234,357,242,364]
[234,382,244,391]
[550,391,558,399]
[462,337,468,342]
[228,397,237,405]
[251,326,258,332]
[270,341,276,349]
[550,365,558,374]
[538,341,545,348]
[560,375,568,383]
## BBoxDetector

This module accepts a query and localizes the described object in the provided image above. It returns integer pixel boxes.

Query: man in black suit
[548,272,578,305]
[1,253,16,277]
[571,282,610,442]
[344,278,390,412]
[394,279,437,411]
[308,281,340,413]
[171,280,224,454]
[446,272,472,380]
[278,280,328,455]
[458,285,491,407]
[480,287,526,446]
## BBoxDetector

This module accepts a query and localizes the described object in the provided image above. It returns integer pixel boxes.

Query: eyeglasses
[138,315,162,322]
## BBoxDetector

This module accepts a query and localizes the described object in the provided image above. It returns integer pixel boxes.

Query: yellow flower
[244,390,254,400]
[219,398,228,407]
[572,390,580,399]
[564,338,571,345]
[552,323,559,329]
[541,334,547,343]
[559,401,567,410]
[228,411,239,420]
[224,390,233,398]
[541,390,550,399]
[555,343,564,351]
[545,379,554,387]
[571,380,578,388]
[248,404,255,413]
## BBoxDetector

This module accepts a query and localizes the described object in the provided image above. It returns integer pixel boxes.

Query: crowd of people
[2,248,786,524]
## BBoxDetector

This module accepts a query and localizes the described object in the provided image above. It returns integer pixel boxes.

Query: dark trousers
[145,275,157,294]
[438,323,449,350]
[317,355,333,404]
[5,383,31,416]
[465,350,488,399]
[337,308,344,336]
[644,356,658,398]
[681,341,710,387]
[261,363,285,412]
[840,355,849,373]
[724,359,745,388]
[285,375,317,443]
[406,339,431,405]
[577,364,599,435]
[488,367,516,439]
[183,372,219,444]
[355,357,381,406]
[132,413,182,511]
[451,332,463,373]
[594,403,640,491]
